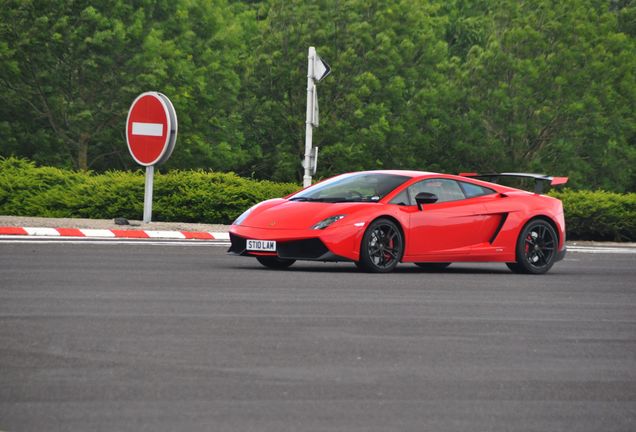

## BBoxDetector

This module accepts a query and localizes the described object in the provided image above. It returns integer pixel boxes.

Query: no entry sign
[126,92,177,166]
[125,91,178,223]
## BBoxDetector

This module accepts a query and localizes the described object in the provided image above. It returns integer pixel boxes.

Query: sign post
[303,47,331,187]
[143,165,154,223]
[126,92,178,223]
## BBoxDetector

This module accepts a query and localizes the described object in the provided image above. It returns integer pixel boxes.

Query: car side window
[458,181,496,198]
[389,189,410,205]
[407,179,465,204]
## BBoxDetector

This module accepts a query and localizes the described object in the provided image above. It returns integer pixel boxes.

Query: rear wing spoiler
[458,172,568,194]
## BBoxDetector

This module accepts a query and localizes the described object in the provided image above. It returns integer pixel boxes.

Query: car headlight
[233,206,256,226]
[311,215,346,230]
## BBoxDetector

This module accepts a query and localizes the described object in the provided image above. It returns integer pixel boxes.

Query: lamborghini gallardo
[228,171,568,274]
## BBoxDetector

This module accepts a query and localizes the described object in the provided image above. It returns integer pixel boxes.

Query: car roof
[349,170,515,193]
[351,169,439,178]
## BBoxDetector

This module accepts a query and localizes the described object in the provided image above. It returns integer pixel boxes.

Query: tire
[507,219,558,274]
[414,262,451,271]
[256,256,295,269]
[357,218,404,273]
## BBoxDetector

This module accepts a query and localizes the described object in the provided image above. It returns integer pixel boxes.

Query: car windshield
[290,173,410,203]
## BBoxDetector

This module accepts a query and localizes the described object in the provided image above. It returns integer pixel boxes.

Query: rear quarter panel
[488,192,566,254]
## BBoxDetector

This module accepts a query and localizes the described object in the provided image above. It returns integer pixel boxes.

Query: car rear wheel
[507,219,558,274]
[415,262,451,271]
[357,218,404,273]
[256,256,295,269]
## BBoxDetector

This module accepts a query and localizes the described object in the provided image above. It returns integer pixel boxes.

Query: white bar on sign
[132,122,163,137]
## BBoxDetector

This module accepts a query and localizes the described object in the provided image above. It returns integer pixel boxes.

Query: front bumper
[228,225,362,262]
[229,233,345,261]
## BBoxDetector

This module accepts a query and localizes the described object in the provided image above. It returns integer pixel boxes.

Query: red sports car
[228,170,568,274]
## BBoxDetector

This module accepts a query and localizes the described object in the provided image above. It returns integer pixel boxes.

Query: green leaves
[462,0,635,190]
[2,156,634,240]
[550,189,636,241]
[0,157,298,223]
[0,0,253,173]
[0,0,634,191]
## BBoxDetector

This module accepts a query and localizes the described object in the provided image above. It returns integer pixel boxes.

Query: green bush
[1,157,634,240]
[549,189,636,242]
[0,157,298,224]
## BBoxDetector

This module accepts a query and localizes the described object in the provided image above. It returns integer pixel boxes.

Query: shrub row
[1,157,634,240]
[549,189,636,242]
[0,157,298,224]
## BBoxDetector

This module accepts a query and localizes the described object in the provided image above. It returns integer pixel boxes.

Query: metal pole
[143,165,154,223]
[303,47,315,188]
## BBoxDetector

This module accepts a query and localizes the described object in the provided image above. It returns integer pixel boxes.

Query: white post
[143,165,154,223]
[303,47,316,188]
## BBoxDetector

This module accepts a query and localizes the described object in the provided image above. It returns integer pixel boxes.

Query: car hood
[242,199,375,230]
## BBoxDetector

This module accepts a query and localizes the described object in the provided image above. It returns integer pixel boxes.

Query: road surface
[1,241,634,431]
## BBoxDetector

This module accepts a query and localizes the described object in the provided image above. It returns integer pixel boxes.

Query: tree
[1,0,634,191]
[0,0,253,171]
[240,0,454,181]
[461,0,636,190]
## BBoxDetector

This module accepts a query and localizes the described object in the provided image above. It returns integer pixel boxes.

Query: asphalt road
[1,241,635,432]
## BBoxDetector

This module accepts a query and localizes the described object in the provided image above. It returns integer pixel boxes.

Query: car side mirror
[415,192,438,210]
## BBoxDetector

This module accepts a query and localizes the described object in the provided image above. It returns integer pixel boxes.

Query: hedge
[549,189,635,242]
[1,157,634,240]
[0,157,298,224]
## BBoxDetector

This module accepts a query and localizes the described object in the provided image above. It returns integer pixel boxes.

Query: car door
[402,179,491,257]
[456,180,504,244]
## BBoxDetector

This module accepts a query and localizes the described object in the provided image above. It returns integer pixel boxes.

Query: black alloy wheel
[415,262,451,271]
[507,219,558,274]
[357,218,404,273]
[256,256,295,269]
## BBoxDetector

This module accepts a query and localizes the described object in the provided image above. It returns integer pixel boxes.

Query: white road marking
[132,122,163,136]
[23,227,60,236]
[568,247,636,254]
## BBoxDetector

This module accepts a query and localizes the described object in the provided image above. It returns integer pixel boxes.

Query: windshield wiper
[289,197,327,202]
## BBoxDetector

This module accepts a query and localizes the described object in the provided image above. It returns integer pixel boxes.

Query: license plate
[246,239,276,252]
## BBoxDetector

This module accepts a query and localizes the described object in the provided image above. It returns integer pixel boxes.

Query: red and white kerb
[0,226,229,241]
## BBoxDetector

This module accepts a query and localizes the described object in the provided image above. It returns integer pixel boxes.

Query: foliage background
[0,157,298,224]
[1,157,634,240]
[1,0,634,191]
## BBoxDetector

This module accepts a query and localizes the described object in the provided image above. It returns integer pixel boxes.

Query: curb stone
[0,226,229,241]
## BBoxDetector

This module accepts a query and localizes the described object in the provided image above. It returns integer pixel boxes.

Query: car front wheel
[357,218,404,273]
